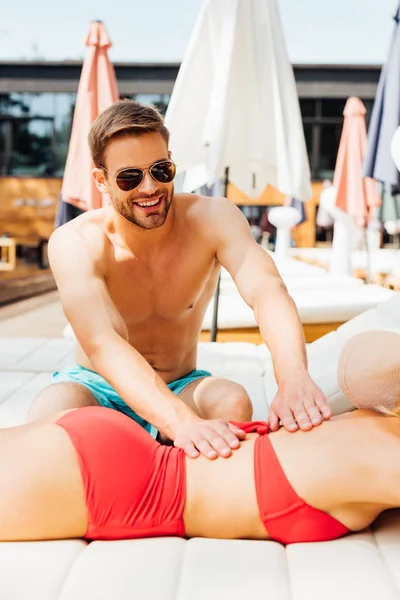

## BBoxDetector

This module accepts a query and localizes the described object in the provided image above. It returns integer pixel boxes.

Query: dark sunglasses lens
[116,170,143,191]
[150,161,176,183]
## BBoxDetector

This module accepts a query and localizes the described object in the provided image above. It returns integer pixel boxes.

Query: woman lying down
[2,330,400,545]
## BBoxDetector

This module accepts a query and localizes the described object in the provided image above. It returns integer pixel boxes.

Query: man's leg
[178,377,253,422]
[27,383,99,422]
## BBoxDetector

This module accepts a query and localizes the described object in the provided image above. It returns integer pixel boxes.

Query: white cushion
[292,285,395,324]
[219,274,363,296]
[290,247,399,275]
[202,286,396,329]
[0,540,87,600]
[1,293,400,599]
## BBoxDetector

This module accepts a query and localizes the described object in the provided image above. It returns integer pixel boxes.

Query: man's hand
[268,374,331,432]
[173,417,247,459]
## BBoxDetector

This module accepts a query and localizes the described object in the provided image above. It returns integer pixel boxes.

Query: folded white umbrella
[165,0,312,200]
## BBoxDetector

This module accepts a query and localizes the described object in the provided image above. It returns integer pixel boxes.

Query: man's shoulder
[53,208,107,240]
[175,192,234,219]
[49,208,109,260]
[175,194,240,241]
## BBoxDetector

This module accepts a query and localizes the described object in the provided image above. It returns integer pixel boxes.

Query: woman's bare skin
[0,408,399,542]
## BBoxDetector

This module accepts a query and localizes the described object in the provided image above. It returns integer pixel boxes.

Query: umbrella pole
[210,274,221,342]
[364,229,372,283]
[210,167,230,342]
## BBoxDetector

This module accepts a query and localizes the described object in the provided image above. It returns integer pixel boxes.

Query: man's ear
[168,150,172,159]
[92,167,109,192]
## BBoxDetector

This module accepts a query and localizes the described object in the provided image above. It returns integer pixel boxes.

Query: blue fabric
[52,365,212,439]
[289,197,307,226]
[363,3,400,192]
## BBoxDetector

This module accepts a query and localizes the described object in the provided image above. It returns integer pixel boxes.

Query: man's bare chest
[105,251,219,324]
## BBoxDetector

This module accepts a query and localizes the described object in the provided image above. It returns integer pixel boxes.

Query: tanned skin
[29,131,330,458]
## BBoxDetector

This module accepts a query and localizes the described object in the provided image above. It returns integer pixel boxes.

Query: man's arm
[213,198,331,431]
[48,226,245,458]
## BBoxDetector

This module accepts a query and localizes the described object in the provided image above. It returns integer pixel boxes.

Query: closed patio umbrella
[57,21,119,224]
[165,0,311,202]
[333,97,381,279]
[335,98,381,227]
[363,2,400,192]
[165,0,311,339]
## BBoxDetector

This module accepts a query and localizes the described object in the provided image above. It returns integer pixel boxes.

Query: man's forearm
[89,333,194,437]
[253,280,308,384]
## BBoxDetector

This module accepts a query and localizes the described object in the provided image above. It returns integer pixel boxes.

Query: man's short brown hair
[88,99,170,168]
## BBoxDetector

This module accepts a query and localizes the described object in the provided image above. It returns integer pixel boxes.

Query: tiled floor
[0,291,66,338]
[0,334,75,426]
[0,292,73,425]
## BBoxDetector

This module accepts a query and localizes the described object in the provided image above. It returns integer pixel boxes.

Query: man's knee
[226,384,253,419]
[27,382,98,422]
[194,379,253,421]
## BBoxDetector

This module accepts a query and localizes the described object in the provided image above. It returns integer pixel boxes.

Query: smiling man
[28,100,331,459]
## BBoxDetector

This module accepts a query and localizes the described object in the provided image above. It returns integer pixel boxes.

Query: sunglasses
[101,160,176,192]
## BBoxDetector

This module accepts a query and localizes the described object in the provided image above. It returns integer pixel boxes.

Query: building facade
[0,61,381,244]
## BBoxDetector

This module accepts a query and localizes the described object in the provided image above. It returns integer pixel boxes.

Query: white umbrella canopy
[165,0,312,201]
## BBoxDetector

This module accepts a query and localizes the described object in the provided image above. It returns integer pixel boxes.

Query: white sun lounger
[203,282,395,330]
[289,247,399,275]
[0,293,399,599]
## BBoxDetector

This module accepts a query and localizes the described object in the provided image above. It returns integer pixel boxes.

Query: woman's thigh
[0,422,87,541]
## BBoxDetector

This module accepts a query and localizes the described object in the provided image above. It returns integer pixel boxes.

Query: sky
[0,0,398,65]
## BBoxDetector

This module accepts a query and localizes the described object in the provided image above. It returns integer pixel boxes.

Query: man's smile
[134,195,163,211]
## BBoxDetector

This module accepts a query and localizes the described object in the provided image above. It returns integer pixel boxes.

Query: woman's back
[184,410,400,539]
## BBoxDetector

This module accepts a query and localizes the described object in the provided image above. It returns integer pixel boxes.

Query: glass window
[363,98,374,129]
[0,120,12,175]
[53,93,76,176]
[0,92,77,177]
[54,94,76,129]
[320,99,346,118]
[317,123,342,179]
[131,93,170,115]
[10,118,55,176]
[300,99,316,118]
[240,206,261,219]
[0,93,30,117]
[0,95,12,115]
[0,91,178,176]
[0,93,54,118]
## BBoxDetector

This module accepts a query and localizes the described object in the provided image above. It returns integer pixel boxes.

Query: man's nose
[137,170,158,194]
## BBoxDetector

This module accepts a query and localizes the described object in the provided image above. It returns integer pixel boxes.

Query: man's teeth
[137,198,160,207]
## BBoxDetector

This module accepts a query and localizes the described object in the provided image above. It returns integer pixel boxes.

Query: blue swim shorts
[52,365,212,438]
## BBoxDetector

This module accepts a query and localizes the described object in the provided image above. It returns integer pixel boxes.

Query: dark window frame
[0,91,171,178]
[0,114,57,177]
[300,98,374,180]
[301,99,344,180]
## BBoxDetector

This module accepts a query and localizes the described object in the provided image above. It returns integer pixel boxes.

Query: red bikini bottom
[231,421,350,544]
